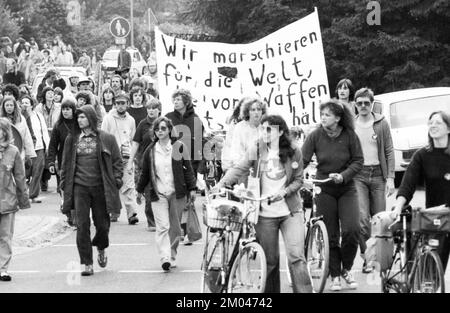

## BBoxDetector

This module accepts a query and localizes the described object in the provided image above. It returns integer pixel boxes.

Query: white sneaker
[329,277,342,291]
[342,270,358,289]
[170,259,177,268]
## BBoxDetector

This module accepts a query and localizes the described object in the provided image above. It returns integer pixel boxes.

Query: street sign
[115,37,127,45]
[110,16,131,38]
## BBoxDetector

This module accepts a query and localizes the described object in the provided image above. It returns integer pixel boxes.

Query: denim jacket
[0,144,30,214]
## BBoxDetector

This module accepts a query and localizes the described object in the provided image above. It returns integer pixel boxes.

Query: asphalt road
[1,185,449,293]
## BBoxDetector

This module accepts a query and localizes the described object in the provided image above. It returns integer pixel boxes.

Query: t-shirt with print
[260,148,290,218]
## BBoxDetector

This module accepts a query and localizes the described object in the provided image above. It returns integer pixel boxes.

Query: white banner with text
[155,9,329,130]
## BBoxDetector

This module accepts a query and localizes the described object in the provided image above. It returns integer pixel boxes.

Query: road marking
[118,270,165,274]
[53,243,151,247]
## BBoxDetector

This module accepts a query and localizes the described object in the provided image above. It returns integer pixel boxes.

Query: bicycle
[380,206,446,293]
[200,186,269,293]
[285,178,330,293]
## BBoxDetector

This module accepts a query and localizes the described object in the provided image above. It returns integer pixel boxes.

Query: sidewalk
[12,178,74,256]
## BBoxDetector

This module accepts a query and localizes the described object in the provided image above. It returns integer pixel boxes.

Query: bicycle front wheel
[411,250,445,293]
[305,220,329,293]
[201,231,226,293]
[227,242,267,293]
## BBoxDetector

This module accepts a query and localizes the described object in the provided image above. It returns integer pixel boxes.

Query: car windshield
[103,50,119,61]
[390,95,450,128]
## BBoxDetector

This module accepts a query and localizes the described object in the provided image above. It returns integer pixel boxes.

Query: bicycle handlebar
[304,178,332,184]
[208,188,272,203]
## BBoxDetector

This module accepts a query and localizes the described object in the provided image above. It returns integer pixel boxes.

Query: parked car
[374,87,450,183]
[31,66,87,100]
[101,47,147,78]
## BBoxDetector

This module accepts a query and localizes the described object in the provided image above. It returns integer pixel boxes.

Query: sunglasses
[116,101,127,105]
[156,126,168,132]
[355,101,372,107]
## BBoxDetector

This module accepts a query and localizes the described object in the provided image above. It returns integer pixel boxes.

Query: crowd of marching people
[0,55,449,294]
[0,35,100,87]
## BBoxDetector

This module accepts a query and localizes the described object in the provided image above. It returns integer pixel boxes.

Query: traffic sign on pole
[110,16,131,38]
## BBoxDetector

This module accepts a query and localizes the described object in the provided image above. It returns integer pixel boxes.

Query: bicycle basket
[411,205,450,234]
[202,199,243,232]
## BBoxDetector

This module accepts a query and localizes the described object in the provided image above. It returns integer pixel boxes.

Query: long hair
[241,97,267,122]
[426,111,450,156]
[102,87,116,106]
[335,78,355,102]
[130,86,146,106]
[0,117,13,144]
[260,115,295,164]
[228,96,250,125]
[55,98,77,128]
[41,86,54,106]
[320,99,355,131]
[0,96,22,124]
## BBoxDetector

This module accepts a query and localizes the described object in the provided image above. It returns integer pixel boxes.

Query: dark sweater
[128,107,147,129]
[47,119,75,170]
[133,116,156,165]
[3,71,26,86]
[302,127,364,184]
[74,134,102,187]
[397,147,450,208]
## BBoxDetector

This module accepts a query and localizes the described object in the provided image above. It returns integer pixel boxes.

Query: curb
[13,216,74,256]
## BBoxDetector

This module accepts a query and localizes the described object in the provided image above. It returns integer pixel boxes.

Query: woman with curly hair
[215,114,312,293]
[302,99,363,291]
[229,96,267,171]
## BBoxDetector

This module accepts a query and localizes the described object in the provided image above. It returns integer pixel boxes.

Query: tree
[0,1,22,42]
[182,0,450,93]
[30,0,74,45]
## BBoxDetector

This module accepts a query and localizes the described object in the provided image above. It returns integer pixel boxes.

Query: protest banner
[155,8,329,130]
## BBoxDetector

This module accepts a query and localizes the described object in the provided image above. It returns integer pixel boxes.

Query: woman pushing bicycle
[302,99,363,291]
[392,111,450,272]
[214,114,313,293]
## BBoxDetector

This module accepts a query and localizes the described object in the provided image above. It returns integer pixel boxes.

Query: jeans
[316,183,360,278]
[354,165,386,254]
[255,213,313,293]
[74,184,110,265]
[152,193,186,264]
[0,213,15,272]
[29,149,45,199]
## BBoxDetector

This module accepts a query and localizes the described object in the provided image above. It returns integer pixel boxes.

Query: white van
[373,87,450,177]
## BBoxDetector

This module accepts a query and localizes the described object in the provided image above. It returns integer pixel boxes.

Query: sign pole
[130,0,134,47]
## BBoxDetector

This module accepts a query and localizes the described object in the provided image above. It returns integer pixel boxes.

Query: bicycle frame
[383,213,441,293]
[203,188,268,293]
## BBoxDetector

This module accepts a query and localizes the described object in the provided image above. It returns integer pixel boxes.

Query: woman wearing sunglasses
[302,99,363,291]
[136,117,197,272]
[215,114,313,293]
